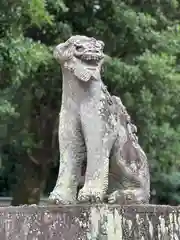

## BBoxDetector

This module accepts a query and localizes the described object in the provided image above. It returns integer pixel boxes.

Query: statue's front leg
[78,100,115,203]
[49,109,85,204]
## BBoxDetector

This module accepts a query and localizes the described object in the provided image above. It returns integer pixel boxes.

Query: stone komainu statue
[49,35,150,205]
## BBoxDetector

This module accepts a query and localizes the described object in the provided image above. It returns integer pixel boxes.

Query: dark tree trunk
[11,150,51,206]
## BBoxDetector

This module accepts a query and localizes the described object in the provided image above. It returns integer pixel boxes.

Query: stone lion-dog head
[54,35,105,82]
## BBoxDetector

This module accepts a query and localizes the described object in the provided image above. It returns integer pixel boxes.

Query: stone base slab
[0,204,179,239]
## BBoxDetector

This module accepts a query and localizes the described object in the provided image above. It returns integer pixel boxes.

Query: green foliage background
[0,0,180,205]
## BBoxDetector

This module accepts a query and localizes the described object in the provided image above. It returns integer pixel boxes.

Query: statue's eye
[75,45,84,51]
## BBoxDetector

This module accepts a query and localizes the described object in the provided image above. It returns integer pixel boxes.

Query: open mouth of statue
[76,52,103,67]
[82,58,99,66]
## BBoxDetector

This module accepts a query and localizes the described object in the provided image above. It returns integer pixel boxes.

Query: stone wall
[0,204,179,239]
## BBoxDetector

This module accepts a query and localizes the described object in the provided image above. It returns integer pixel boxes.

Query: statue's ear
[54,42,75,63]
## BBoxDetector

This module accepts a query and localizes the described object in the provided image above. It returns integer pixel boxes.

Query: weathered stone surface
[50,35,150,205]
[0,204,179,239]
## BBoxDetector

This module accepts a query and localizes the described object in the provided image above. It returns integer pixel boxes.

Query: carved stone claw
[108,190,145,205]
[48,193,75,205]
[78,188,104,203]
[108,190,133,204]
[108,190,119,204]
[77,188,90,203]
[77,194,90,203]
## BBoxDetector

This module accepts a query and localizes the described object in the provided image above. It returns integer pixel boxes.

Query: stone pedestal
[0,204,179,239]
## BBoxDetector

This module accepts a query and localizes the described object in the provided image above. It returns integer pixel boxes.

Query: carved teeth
[80,53,102,62]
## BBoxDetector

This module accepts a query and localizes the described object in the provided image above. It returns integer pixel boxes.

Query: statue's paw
[124,189,149,204]
[108,190,120,204]
[48,192,75,205]
[78,188,90,202]
[108,189,144,205]
[108,190,129,204]
[88,190,104,203]
[78,188,104,203]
